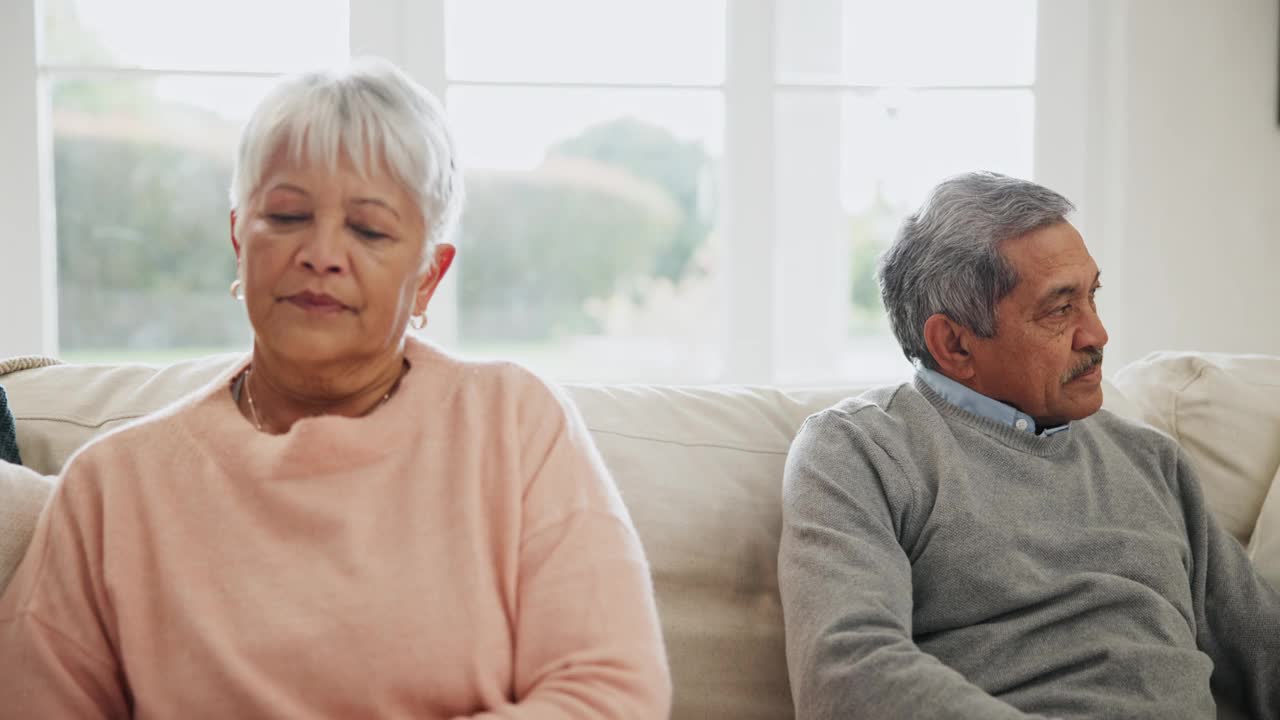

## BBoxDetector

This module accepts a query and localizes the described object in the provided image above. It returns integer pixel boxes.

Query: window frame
[1,0,1095,384]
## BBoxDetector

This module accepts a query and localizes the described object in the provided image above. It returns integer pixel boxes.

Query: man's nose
[1075,304,1109,351]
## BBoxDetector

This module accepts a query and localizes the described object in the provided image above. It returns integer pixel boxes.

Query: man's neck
[916,367,1068,436]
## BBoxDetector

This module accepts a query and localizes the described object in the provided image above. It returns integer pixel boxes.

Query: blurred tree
[550,117,712,283]
[43,0,244,350]
[53,94,710,349]
[54,131,243,349]
[458,156,679,341]
[457,116,714,342]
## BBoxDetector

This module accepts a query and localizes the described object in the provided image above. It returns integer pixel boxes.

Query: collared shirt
[916,367,1070,436]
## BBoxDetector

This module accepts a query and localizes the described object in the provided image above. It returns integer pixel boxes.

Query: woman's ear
[922,313,976,380]
[413,243,457,315]
[229,211,241,260]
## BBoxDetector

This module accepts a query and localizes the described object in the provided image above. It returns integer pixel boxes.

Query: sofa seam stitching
[1172,363,1210,445]
[13,413,146,429]
[585,427,788,456]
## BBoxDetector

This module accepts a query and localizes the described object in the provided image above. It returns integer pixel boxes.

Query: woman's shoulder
[406,337,570,418]
[59,367,241,481]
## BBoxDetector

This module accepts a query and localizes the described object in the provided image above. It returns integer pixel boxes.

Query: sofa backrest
[2,355,1145,719]
[1113,352,1280,545]
[570,383,860,719]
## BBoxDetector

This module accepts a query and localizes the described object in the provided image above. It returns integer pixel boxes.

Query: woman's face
[231,155,453,368]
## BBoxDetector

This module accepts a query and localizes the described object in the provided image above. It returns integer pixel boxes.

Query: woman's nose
[296,217,347,275]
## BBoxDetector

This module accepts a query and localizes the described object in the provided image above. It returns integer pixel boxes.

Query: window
[41,0,348,363]
[7,0,1041,384]
[443,0,726,382]
[774,0,1037,383]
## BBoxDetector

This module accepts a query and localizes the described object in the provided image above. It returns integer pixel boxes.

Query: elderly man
[778,172,1280,719]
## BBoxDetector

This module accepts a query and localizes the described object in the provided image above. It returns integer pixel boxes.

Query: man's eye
[268,213,308,224]
[1052,304,1072,316]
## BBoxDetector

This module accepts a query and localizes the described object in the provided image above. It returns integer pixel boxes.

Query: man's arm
[1176,451,1280,718]
[778,410,1048,720]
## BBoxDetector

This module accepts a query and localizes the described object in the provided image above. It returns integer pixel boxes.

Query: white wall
[0,1,57,359]
[1053,0,1280,369]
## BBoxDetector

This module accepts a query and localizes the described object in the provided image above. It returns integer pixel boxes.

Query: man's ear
[229,211,241,260]
[922,313,977,380]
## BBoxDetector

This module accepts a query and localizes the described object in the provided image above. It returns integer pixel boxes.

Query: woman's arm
[461,379,670,719]
[0,456,131,718]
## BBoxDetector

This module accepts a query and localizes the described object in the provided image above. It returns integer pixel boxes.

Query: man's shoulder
[797,381,938,451]
[809,381,919,425]
[1074,409,1185,497]
[1079,407,1179,454]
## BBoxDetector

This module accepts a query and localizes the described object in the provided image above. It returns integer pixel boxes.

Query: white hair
[228,57,464,267]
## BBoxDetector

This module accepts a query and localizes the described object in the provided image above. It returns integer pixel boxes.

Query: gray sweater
[778,378,1280,719]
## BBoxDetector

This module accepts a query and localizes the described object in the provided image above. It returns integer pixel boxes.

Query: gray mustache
[1063,349,1105,383]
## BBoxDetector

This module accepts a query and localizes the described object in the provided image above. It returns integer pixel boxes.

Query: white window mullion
[720,0,777,383]
[774,0,848,384]
[1,0,57,358]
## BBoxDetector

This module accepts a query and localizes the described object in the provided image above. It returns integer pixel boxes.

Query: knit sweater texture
[0,337,670,719]
[779,377,1280,719]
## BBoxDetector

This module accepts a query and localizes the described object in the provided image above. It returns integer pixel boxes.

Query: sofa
[2,350,1279,719]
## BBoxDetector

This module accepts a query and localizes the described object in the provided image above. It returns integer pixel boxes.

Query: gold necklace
[242,363,403,433]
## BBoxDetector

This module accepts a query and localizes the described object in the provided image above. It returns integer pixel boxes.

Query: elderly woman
[0,59,670,718]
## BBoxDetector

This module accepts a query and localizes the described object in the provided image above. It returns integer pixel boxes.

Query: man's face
[965,222,1108,427]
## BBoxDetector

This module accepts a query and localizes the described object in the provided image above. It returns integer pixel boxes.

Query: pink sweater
[0,338,671,718]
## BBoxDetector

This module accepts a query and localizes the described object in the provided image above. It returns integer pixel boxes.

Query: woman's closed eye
[268,213,309,225]
[350,224,389,240]
[264,213,388,240]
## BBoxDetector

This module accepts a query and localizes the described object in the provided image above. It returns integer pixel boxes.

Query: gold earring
[229,279,244,300]
[410,314,427,330]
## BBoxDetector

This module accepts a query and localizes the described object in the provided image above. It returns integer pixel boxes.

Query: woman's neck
[237,346,409,434]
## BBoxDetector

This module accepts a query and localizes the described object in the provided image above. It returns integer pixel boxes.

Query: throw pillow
[0,386,20,465]
[0,461,54,594]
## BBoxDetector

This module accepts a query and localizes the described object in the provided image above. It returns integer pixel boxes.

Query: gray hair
[229,57,464,269]
[878,171,1075,369]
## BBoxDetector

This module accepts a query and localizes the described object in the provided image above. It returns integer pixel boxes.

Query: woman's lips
[284,291,349,313]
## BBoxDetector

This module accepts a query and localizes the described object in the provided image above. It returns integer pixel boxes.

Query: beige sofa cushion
[3,358,1136,720]
[0,460,55,594]
[569,383,860,719]
[8,354,241,475]
[1113,352,1280,544]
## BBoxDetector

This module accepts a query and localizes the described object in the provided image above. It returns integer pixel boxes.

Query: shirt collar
[916,367,1070,436]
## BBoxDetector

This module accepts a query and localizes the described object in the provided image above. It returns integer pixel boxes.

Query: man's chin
[1066,387,1106,422]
